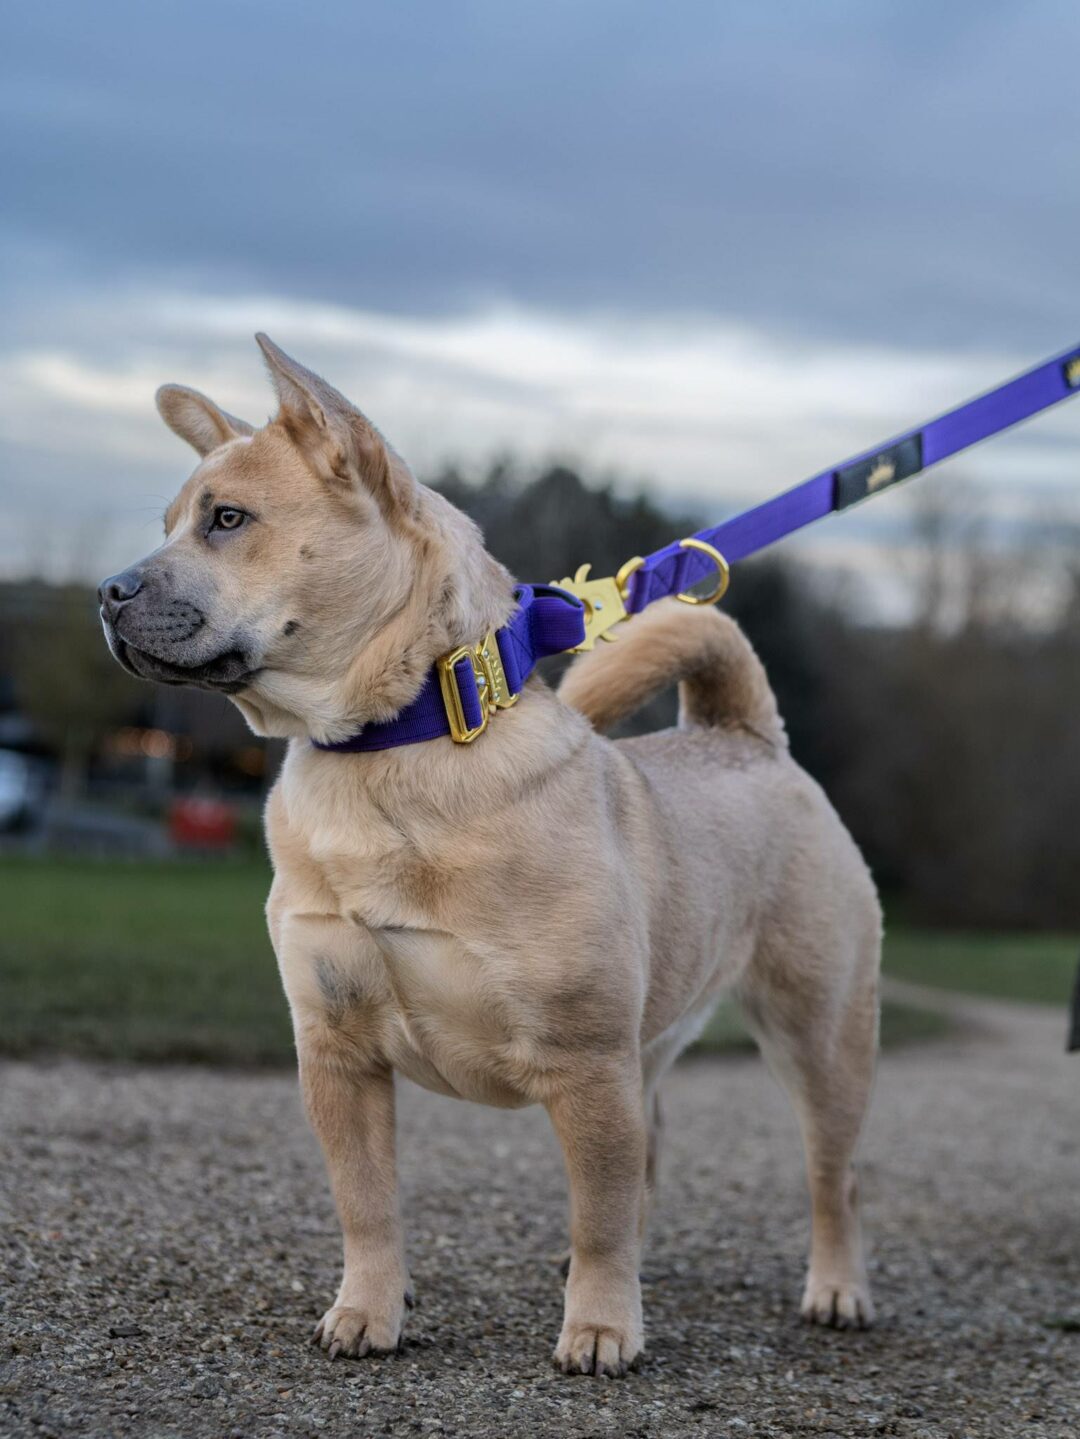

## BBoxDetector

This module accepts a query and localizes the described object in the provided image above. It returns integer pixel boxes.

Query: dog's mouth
[105,624,260,695]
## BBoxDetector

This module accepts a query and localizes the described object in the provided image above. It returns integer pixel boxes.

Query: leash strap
[625,342,1080,612]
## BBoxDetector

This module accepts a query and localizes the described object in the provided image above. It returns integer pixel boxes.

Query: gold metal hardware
[438,537,731,740]
[1067,356,1080,389]
[478,632,518,712]
[866,456,897,491]
[675,537,730,606]
[552,556,644,651]
[615,554,645,597]
[436,630,518,744]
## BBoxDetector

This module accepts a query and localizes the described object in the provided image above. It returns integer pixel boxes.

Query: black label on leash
[1064,355,1080,390]
[835,434,924,510]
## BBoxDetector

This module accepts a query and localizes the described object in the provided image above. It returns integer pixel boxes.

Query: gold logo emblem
[866,456,897,491]
[1066,357,1080,389]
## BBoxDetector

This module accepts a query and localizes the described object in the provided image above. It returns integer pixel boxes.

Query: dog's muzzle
[99,568,259,693]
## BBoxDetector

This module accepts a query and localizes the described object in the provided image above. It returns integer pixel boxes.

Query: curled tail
[558,598,786,745]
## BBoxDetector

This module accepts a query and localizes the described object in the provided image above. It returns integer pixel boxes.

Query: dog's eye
[212,507,247,532]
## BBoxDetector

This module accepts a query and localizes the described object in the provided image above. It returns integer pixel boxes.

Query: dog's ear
[255,332,414,515]
[155,385,254,456]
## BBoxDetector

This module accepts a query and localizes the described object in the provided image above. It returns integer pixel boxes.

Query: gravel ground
[2,999,1078,1439]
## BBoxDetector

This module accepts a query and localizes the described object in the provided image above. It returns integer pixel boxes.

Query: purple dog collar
[313,584,587,752]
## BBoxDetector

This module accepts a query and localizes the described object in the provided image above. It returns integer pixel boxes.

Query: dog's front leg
[300,1034,409,1358]
[547,1067,647,1377]
[270,903,410,1358]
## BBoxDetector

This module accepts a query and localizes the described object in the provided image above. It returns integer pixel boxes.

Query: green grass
[883,927,1078,1005]
[0,856,1074,1066]
[696,997,952,1055]
[0,855,289,1064]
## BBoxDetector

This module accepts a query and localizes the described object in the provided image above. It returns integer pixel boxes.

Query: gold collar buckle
[436,630,519,744]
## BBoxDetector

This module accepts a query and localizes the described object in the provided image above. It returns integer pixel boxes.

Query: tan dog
[99,335,881,1377]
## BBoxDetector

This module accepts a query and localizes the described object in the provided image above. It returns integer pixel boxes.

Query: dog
[99,334,881,1377]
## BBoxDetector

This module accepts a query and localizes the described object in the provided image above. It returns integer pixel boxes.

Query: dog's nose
[98,569,143,616]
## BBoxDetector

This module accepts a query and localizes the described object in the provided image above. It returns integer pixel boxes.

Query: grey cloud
[4,0,1079,585]
[1,1,1076,348]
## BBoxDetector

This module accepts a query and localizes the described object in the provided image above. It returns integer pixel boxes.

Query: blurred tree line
[5,460,1078,928]
[436,462,1080,930]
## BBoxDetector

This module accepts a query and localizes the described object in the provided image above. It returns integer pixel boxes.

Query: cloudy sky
[2,1,1078,585]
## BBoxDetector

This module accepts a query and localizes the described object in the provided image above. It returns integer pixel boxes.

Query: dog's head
[100,335,512,740]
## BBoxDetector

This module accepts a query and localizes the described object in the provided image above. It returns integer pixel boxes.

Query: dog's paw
[554,1322,642,1378]
[800,1275,874,1330]
[312,1303,405,1360]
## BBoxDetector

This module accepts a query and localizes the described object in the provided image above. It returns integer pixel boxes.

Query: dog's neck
[232,488,516,744]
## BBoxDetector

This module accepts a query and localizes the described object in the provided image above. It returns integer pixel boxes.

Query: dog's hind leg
[738,912,880,1329]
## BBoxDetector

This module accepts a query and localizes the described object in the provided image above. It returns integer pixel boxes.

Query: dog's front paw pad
[312,1305,403,1359]
[554,1324,641,1378]
[800,1278,874,1330]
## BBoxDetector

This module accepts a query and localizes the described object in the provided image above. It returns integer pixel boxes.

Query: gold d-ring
[614,554,644,601]
[676,537,730,605]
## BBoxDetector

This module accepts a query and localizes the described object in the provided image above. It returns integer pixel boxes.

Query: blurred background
[1,2,1078,1064]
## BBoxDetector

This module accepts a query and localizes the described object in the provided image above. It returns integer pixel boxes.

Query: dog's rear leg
[739,929,879,1329]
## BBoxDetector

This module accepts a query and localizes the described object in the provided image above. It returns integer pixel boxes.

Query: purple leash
[317,341,1080,752]
[625,341,1080,611]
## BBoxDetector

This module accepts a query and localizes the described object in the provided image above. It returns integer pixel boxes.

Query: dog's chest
[362,925,537,1107]
[315,859,540,1107]
[281,767,553,1106]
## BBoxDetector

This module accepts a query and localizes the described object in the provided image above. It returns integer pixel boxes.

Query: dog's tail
[558,598,785,744]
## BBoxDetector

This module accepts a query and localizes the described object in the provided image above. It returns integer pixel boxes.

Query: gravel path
[2,1001,1078,1439]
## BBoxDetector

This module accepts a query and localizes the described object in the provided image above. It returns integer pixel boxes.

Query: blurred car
[168,795,237,852]
[41,802,172,857]
[0,749,42,831]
